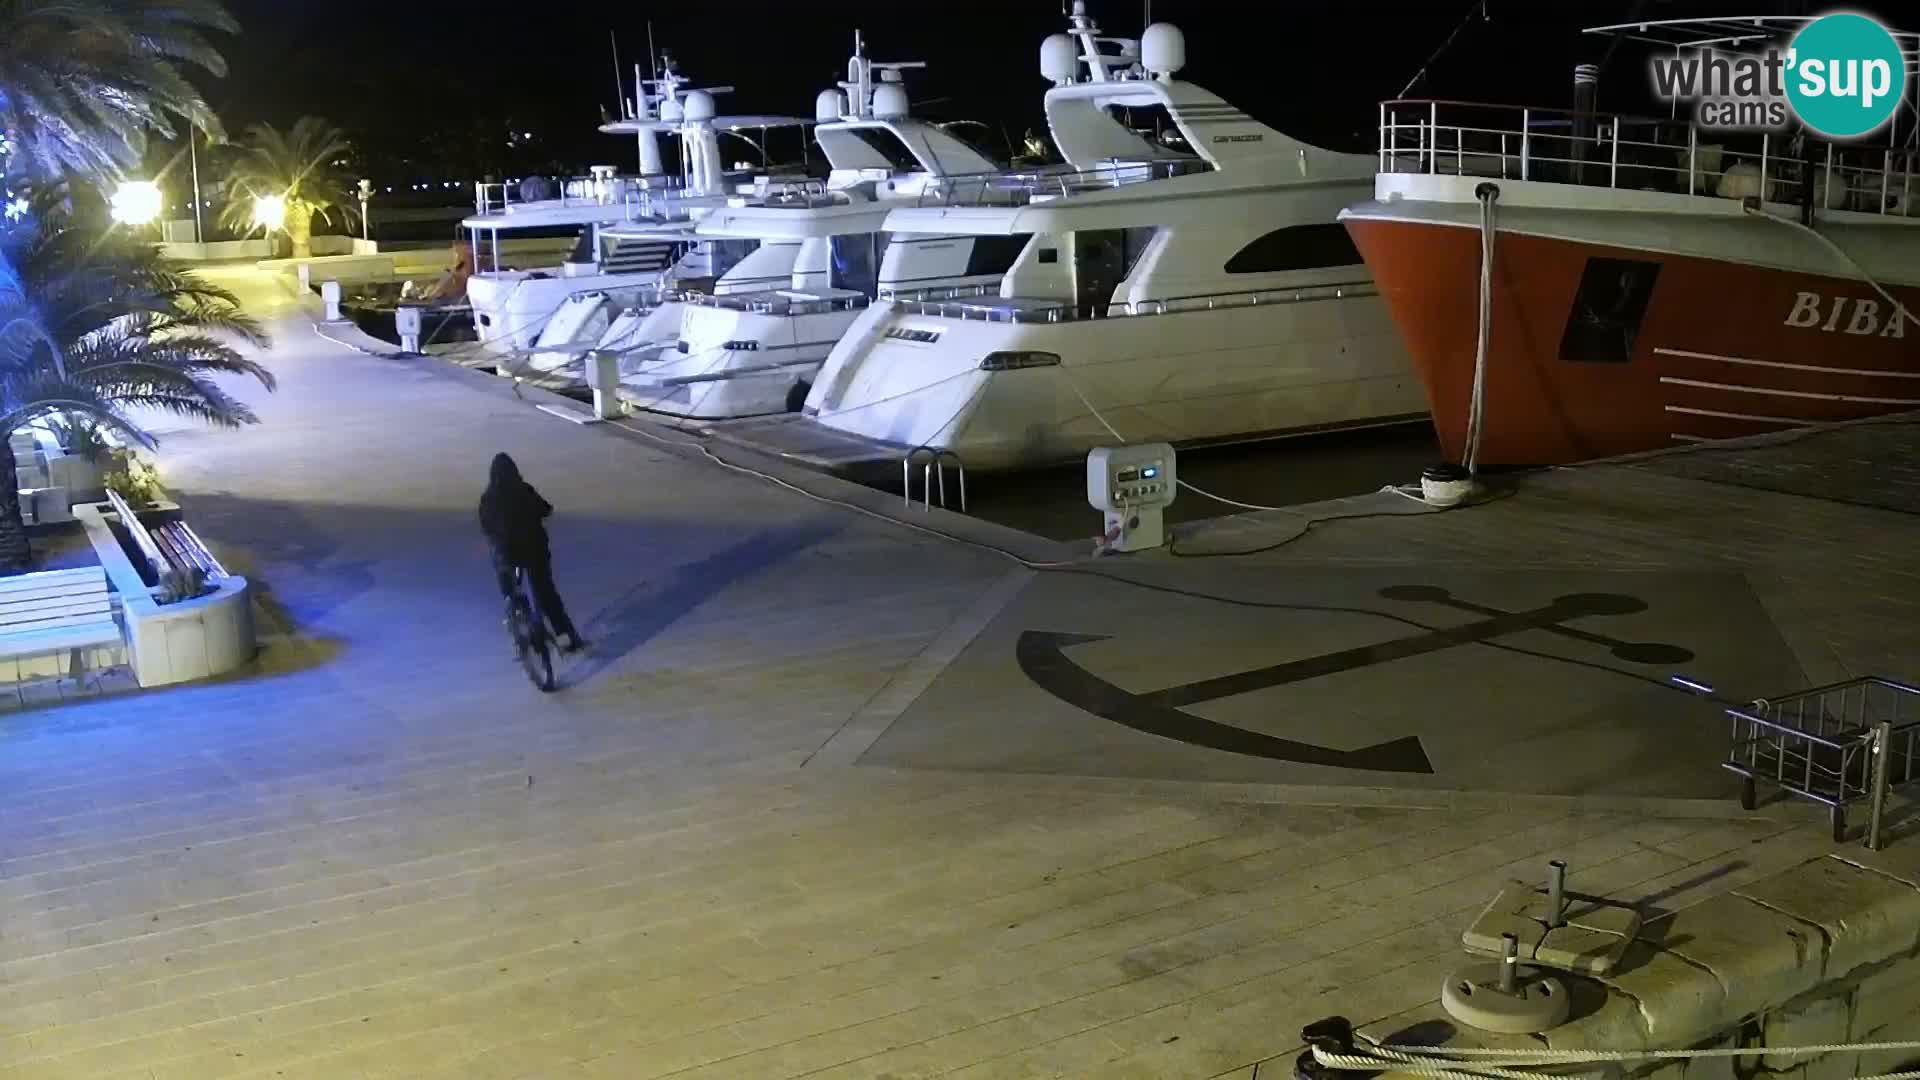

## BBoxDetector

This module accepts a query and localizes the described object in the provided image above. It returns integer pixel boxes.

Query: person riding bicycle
[478,452,587,653]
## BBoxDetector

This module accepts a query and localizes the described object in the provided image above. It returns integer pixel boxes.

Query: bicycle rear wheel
[508,598,555,692]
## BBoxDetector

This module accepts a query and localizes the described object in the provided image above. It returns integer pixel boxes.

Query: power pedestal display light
[1087,443,1176,552]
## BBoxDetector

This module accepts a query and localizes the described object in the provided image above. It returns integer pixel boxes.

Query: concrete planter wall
[72,502,257,689]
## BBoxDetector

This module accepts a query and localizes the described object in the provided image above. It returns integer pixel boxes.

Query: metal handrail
[915,158,1211,208]
[889,280,1376,325]
[683,292,871,317]
[1380,98,1920,215]
[902,446,966,512]
[1721,675,1920,848]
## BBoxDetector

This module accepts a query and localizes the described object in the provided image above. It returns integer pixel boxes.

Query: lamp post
[357,178,372,242]
[188,126,204,243]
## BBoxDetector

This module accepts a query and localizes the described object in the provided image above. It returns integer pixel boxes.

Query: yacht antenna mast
[1397,0,1487,98]
[610,30,626,119]
[648,22,659,85]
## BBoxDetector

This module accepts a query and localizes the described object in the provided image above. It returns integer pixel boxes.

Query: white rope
[1313,1035,1920,1076]
[1463,182,1497,476]
[1745,203,1917,331]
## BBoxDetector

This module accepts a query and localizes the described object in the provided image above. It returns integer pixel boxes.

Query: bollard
[1498,932,1519,994]
[1546,860,1567,929]
[321,280,342,321]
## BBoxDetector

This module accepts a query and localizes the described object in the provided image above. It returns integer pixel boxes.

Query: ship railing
[915,158,1210,208]
[886,280,1375,324]
[1380,98,1920,217]
[474,174,692,217]
[1720,676,1920,849]
[684,292,871,317]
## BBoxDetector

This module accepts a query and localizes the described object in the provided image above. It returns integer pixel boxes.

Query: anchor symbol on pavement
[1016,586,1695,776]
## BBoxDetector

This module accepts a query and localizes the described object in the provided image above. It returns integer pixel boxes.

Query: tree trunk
[287,205,313,259]
[0,435,33,574]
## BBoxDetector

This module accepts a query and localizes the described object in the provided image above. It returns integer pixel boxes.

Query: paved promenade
[0,267,1878,1078]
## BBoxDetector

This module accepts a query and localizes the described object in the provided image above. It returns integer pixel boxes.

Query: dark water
[896,423,1444,541]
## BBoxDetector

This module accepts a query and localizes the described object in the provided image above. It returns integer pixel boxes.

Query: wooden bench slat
[0,567,107,595]
[0,622,123,659]
[0,585,111,608]
[0,603,114,626]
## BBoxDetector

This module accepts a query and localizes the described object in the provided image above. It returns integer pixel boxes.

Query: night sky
[201,0,1873,186]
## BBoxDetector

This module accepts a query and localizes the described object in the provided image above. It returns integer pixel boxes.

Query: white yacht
[461,53,813,369]
[595,34,1015,419]
[794,3,1425,470]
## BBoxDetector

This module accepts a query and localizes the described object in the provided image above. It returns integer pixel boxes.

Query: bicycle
[504,566,557,693]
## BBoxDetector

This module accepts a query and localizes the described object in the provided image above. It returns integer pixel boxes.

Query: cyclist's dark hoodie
[478,452,552,564]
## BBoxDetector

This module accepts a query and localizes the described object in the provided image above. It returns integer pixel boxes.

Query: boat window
[1038,248,1059,264]
[964,234,1033,277]
[1224,224,1362,274]
[1559,258,1661,364]
[830,234,887,295]
[1102,104,1194,156]
[842,128,923,173]
[708,239,759,280]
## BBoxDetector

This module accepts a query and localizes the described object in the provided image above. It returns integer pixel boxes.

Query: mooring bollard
[321,280,342,321]
[1498,932,1519,994]
[1546,860,1567,929]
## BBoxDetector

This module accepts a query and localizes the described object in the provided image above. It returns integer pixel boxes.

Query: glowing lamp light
[109,180,163,226]
[252,193,288,232]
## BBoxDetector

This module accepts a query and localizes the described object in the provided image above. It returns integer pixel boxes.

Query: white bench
[0,566,122,696]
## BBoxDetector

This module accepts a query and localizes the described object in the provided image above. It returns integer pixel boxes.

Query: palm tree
[218,117,358,259]
[0,0,236,181]
[0,190,270,570]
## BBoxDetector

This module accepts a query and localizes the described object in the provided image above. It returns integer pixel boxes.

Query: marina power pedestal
[1088,443,1176,552]
[321,279,342,321]
[585,349,625,421]
[394,304,422,353]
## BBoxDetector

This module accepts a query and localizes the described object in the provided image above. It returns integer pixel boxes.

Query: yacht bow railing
[1380,98,1920,216]
[915,158,1210,208]
[886,280,1373,324]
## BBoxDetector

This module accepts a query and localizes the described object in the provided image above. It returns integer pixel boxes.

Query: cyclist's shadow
[555,521,841,688]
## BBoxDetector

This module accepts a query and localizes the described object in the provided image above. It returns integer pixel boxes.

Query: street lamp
[251,193,287,233]
[357,179,373,242]
[109,181,162,227]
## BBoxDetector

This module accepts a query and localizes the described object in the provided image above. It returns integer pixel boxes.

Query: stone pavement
[0,267,1874,1079]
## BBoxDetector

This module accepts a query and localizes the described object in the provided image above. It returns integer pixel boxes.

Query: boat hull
[802,294,1424,470]
[1345,217,1920,465]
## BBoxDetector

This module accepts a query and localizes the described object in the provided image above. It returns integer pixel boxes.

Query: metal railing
[903,446,966,512]
[888,280,1376,325]
[1723,676,1920,848]
[683,292,871,318]
[1380,99,1920,217]
[475,172,829,220]
[916,158,1211,208]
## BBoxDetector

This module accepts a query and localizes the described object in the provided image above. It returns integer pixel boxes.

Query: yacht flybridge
[461,53,813,367]
[535,33,1019,418]
[788,2,1423,470]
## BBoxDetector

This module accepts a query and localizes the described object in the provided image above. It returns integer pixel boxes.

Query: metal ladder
[902,446,966,512]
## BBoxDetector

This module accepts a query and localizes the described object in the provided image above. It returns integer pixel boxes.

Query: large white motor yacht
[461,53,812,371]
[602,33,1019,419]
[795,3,1425,470]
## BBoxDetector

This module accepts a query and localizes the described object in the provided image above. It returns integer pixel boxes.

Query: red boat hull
[1345,218,1920,465]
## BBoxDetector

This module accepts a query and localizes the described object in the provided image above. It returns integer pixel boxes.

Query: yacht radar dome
[682,90,716,123]
[660,98,684,122]
[1041,33,1078,85]
[872,83,909,119]
[1141,23,1185,79]
[816,89,847,122]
